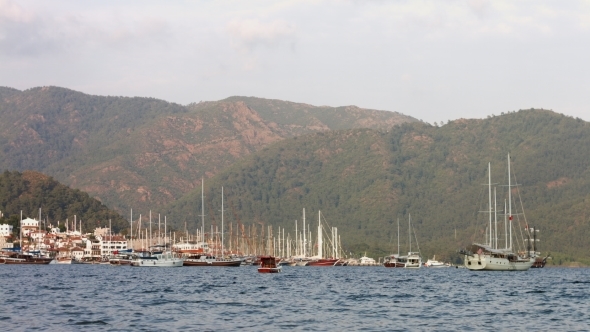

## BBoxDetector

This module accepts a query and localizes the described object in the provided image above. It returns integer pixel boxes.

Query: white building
[97,235,128,257]
[21,218,39,236]
[0,224,13,236]
[71,247,84,260]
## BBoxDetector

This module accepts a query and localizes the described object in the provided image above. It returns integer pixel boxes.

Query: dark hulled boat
[0,253,52,265]
[183,254,242,267]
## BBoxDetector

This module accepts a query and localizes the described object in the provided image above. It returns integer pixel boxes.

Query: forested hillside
[0,86,417,213]
[164,110,590,265]
[0,170,128,235]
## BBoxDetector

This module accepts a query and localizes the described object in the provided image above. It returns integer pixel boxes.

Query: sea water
[0,265,588,331]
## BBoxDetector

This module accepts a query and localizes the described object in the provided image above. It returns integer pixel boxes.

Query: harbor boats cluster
[1,156,549,270]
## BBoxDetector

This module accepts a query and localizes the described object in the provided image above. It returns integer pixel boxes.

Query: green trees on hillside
[164,110,590,263]
[0,170,127,233]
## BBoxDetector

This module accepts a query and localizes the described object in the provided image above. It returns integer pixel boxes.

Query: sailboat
[384,214,422,268]
[307,210,340,266]
[184,185,242,267]
[461,154,535,271]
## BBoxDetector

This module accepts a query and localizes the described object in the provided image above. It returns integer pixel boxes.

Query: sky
[1,0,589,124]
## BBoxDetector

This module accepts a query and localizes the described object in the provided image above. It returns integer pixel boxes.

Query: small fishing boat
[258,256,281,273]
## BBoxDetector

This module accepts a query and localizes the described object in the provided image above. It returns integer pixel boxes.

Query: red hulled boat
[258,256,281,273]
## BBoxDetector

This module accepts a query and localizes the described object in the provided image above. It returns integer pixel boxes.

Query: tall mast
[20,210,22,251]
[130,209,133,249]
[409,213,411,253]
[149,210,152,248]
[317,210,323,259]
[397,217,400,256]
[295,220,298,256]
[488,162,492,246]
[164,216,167,248]
[494,187,497,249]
[504,200,508,249]
[201,178,205,244]
[508,154,512,250]
[302,208,306,257]
[221,186,224,257]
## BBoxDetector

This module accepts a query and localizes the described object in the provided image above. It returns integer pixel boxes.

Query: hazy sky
[1,0,589,123]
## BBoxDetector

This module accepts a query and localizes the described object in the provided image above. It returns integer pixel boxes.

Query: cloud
[0,0,172,58]
[227,18,296,52]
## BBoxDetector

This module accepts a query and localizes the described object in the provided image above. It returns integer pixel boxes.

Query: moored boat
[424,255,450,268]
[183,254,242,267]
[55,256,73,264]
[130,250,184,267]
[307,258,340,266]
[461,155,535,271]
[384,215,422,268]
[531,255,548,268]
[258,255,281,273]
[0,252,53,265]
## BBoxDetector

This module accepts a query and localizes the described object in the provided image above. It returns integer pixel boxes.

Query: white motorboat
[424,255,450,268]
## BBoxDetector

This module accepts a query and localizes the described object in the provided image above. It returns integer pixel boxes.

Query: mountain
[164,110,590,265]
[0,170,127,234]
[0,86,418,213]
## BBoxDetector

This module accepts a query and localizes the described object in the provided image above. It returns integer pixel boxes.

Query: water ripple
[0,265,589,331]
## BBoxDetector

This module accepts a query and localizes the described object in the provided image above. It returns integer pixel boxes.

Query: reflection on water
[1,266,588,331]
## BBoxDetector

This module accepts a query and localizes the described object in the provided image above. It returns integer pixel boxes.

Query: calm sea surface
[0,265,588,331]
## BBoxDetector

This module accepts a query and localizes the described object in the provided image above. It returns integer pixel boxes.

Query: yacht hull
[464,254,534,271]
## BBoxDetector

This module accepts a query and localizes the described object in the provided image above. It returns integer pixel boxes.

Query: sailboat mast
[302,208,306,257]
[221,186,224,258]
[130,209,133,249]
[295,220,298,256]
[508,154,513,250]
[164,216,167,248]
[488,162,492,246]
[409,213,411,253]
[397,217,400,256]
[201,178,205,244]
[317,210,322,259]
[504,200,508,249]
[494,187,497,249]
[149,211,152,248]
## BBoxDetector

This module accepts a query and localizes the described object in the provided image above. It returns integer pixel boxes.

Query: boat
[526,227,548,268]
[531,255,548,268]
[384,215,422,268]
[0,252,53,265]
[109,250,133,265]
[307,258,340,266]
[258,256,282,273]
[183,254,242,267]
[278,258,296,266]
[424,255,450,268]
[358,254,377,266]
[461,155,535,271]
[383,254,405,268]
[55,256,73,264]
[130,250,184,267]
[306,210,340,266]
